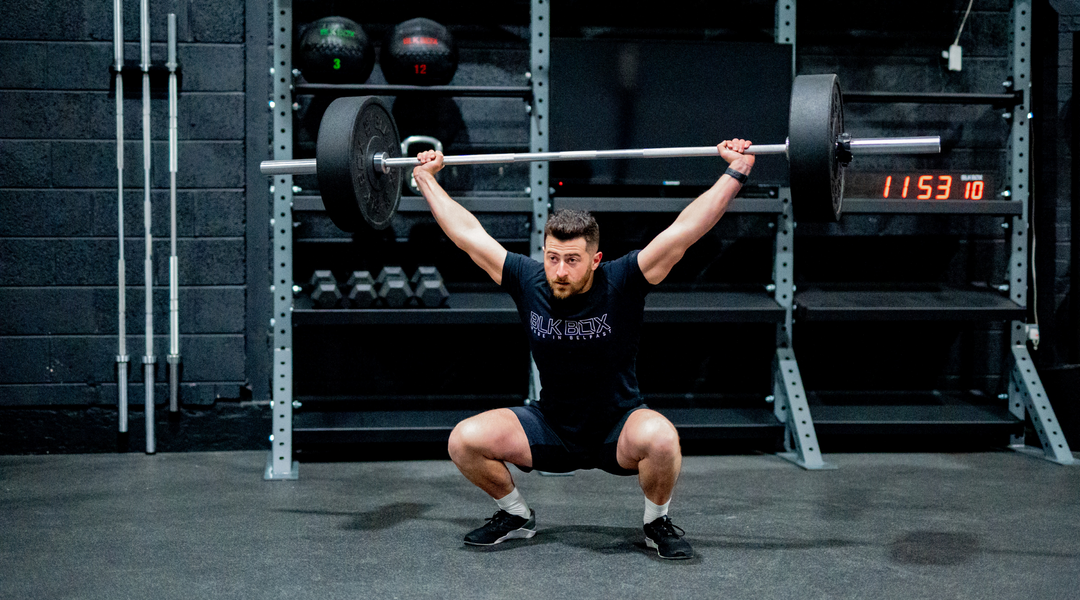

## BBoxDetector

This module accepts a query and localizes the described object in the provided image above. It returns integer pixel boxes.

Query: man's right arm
[413,150,508,285]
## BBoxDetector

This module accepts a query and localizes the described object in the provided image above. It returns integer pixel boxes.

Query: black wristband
[724,167,748,185]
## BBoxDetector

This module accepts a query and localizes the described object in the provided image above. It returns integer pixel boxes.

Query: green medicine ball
[297,16,375,84]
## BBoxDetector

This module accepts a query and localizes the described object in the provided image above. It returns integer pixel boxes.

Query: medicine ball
[380,18,458,86]
[297,16,375,84]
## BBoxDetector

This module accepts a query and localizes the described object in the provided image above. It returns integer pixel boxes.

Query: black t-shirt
[501,250,654,443]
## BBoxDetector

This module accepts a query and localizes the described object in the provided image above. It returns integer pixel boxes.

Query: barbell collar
[260,135,941,177]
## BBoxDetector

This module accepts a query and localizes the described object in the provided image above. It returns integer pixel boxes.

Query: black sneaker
[463,509,537,546]
[644,515,694,559]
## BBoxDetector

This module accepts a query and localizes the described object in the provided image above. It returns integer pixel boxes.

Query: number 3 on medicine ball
[297,16,375,84]
[380,18,458,86]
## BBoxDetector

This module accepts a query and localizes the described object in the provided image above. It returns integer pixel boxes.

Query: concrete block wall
[0,0,251,412]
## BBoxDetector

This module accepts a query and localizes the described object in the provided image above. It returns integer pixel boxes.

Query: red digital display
[846,172,992,201]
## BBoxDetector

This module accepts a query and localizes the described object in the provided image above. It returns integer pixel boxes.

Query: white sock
[644,497,670,525]
[495,487,531,519]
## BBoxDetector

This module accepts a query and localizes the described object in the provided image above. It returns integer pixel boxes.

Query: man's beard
[547,270,592,300]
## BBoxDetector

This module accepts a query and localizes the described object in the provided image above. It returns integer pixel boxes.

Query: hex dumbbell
[377,266,414,308]
[411,266,450,308]
[309,270,342,309]
[344,270,377,309]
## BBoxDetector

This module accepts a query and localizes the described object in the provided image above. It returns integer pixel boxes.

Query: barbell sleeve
[847,136,941,155]
[263,158,318,176]
[259,136,941,176]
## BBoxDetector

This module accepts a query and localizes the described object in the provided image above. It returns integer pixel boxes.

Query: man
[413,139,755,560]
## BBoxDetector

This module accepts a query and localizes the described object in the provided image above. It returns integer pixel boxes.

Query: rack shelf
[794,285,1025,322]
[293,194,533,214]
[843,90,1023,108]
[294,409,479,444]
[292,400,1021,447]
[294,292,519,325]
[295,196,1022,217]
[659,407,786,439]
[557,197,785,214]
[294,84,534,98]
[293,290,785,326]
[294,195,785,215]
[293,406,784,445]
[809,404,1023,437]
[645,291,784,323]
[841,199,1022,216]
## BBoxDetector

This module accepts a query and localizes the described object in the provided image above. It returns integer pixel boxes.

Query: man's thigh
[454,407,533,468]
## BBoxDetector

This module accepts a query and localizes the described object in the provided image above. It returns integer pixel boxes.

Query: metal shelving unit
[785,0,1072,464]
[262,1,1080,476]
[265,0,552,479]
[266,0,1074,480]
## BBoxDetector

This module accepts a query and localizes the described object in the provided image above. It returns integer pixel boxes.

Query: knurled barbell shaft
[259,136,941,176]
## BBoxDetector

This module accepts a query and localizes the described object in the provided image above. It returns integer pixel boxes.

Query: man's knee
[448,418,487,462]
[636,413,681,459]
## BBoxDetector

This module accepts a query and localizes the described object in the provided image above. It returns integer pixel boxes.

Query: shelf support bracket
[773,348,834,470]
[1007,345,1076,465]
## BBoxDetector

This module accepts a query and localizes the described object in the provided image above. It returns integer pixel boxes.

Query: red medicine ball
[380,18,458,86]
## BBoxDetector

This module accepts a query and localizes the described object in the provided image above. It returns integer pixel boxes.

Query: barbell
[261,74,941,231]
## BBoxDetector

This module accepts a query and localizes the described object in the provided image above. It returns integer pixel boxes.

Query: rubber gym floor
[1,450,1077,600]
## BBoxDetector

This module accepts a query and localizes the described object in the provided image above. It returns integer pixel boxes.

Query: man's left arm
[637,139,755,285]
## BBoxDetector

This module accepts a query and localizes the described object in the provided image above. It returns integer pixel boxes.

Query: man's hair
[544,209,599,250]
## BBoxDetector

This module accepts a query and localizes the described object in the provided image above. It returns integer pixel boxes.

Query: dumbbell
[309,269,335,289]
[377,266,414,308]
[343,270,377,309]
[411,266,450,308]
[309,270,342,309]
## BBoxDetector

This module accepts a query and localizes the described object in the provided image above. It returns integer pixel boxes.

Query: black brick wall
[0,0,251,415]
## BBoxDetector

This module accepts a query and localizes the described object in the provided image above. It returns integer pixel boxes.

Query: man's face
[544,236,601,299]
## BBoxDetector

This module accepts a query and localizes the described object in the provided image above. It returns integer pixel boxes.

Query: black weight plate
[789,74,845,222]
[316,96,402,232]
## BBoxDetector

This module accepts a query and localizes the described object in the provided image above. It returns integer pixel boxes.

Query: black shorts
[508,404,646,476]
